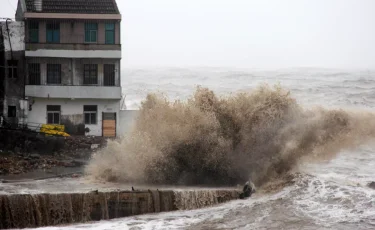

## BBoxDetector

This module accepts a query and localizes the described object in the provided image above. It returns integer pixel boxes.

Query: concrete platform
[0,178,241,229]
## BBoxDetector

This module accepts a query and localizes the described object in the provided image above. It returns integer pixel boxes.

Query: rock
[71,160,86,167]
[368,182,375,189]
[14,147,21,154]
[30,154,41,159]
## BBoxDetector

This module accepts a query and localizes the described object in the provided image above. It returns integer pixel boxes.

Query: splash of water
[86,85,375,186]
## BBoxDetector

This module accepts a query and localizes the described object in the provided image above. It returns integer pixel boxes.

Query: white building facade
[17,0,122,137]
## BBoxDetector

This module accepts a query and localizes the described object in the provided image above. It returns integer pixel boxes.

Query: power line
[6,0,16,12]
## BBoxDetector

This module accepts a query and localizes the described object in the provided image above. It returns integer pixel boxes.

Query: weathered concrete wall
[0,21,26,123]
[0,30,5,115]
[28,98,120,136]
[0,189,240,229]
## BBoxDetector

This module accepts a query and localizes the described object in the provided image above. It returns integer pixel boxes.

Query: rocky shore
[0,129,109,175]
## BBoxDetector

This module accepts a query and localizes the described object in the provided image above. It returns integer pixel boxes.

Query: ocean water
[34,68,375,229]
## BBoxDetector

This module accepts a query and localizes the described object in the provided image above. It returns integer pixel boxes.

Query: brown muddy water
[4,68,375,229]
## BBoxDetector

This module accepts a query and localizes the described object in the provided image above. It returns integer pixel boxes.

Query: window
[83,64,98,84]
[8,106,16,118]
[85,23,98,43]
[46,22,60,43]
[29,21,39,43]
[105,23,115,44]
[47,105,61,124]
[47,64,61,84]
[29,63,41,85]
[7,60,18,78]
[104,64,115,86]
[84,105,97,125]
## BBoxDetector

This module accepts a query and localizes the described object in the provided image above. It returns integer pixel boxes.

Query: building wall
[2,51,26,123]
[0,30,4,115]
[26,57,120,86]
[28,98,121,136]
[27,20,121,45]
[1,21,26,122]
[1,21,25,52]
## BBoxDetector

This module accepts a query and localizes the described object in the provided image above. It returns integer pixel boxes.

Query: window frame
[29,21,39,43]
[28,63,41,85]
[46,105,61,124]
[105,23,115,44]
[103,64,116,86]
[47,64,61,85]
[84,105,97,125]
[7,60,18,79]
[83,64,98,85]
[85,23,98,43]
[46,22,60,43]
[8,106,16,118]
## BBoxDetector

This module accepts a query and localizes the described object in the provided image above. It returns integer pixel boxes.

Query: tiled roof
[25,0,120,14]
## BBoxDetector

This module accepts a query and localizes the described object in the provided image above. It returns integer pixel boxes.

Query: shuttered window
[46,22,60,43]
[29,21,39,43]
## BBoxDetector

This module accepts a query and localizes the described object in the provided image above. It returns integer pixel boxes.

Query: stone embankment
[0,189,240,229]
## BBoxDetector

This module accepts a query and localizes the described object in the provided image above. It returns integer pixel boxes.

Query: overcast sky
[1,0,375,69]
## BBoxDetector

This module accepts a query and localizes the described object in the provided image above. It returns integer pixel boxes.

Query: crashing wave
[86,85,375,186]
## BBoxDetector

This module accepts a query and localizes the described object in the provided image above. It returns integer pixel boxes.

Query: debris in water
[367,182,375,189]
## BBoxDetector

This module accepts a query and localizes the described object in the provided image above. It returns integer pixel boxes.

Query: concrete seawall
[0,189,240,229]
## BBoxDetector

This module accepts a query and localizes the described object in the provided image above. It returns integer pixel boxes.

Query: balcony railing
[25,85,122,99]
[26,43,121,51]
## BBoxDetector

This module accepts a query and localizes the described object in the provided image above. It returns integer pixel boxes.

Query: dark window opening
[8,106,16,118]
[46,22,60,43]
[8,60,18,78]
[104,64,115,86]
[103,112,116,120]
[47,105,61,124]
[105,23,115,44]
[29,21,39,43]
[29,63,41,85]
[47,64,61,84]
[84,105,97,125]
[83,64,98,84]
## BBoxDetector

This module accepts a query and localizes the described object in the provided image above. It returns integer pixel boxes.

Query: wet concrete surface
[0,166,83,181]
[0,176,240,195]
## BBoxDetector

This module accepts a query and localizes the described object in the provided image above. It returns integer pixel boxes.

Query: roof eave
[24,12,122,20]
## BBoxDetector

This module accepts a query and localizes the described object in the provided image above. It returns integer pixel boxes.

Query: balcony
[25,43,121,58]
[26,43,121,51]
[25,85,122,99]
[25,20,121,58]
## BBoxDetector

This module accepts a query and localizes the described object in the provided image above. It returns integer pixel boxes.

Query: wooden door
[102,112,116,137]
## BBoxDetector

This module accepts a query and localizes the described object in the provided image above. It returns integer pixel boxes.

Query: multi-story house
[0,20,27,127]
[15,0,122,137]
